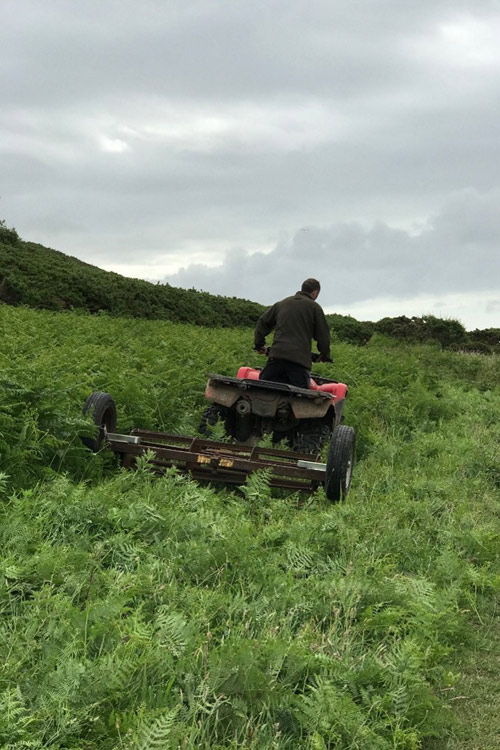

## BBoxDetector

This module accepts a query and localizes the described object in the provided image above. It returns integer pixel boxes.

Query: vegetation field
[1,303,499,749]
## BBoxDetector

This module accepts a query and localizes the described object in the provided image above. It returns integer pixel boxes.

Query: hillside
[1,303,500,748]
[1,222,499,351]
[0,222,264,327]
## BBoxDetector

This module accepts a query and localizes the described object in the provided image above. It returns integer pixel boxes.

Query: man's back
[268,292,327,368]
[254,283,331,371]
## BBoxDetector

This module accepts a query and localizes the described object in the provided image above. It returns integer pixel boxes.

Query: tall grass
[0,304,499,748]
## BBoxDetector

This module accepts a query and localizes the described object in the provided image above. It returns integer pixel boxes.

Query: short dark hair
[301,278,321,294]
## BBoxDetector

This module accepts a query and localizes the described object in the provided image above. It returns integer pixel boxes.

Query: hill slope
[0,223,264,327]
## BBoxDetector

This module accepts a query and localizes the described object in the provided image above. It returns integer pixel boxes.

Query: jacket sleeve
[313,306,331,358]
[254,304,277,348]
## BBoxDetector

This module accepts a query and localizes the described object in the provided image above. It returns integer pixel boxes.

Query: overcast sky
[2,0,500,329]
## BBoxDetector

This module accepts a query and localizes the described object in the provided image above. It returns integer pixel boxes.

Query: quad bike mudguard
[205,370,347,422]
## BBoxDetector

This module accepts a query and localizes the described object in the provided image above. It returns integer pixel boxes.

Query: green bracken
[0,303,499,748]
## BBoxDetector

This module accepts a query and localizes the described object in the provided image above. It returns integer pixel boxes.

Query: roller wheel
[199,404,230,437]
[292,420,331,456]
[82,391,117,452]
[324,425,355,501]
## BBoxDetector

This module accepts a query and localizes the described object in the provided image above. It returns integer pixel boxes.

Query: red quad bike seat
[236,366,347,403]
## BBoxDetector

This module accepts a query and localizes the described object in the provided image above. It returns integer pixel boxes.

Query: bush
[327,313,374,345]
[374,315,467,350]
[449,341,493,355]
[467,328,500,354]
[421,314,467,349]
[0,219,19,246]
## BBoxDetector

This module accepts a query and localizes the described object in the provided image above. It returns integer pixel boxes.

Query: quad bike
[198,358,355,499]
[81,361,355,501]
[201,360,346,452]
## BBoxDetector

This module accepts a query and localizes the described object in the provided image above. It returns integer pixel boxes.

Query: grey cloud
[486,299,500,315]
[2,0,494,106]
[166,189,500,306]
[1,0,500,329]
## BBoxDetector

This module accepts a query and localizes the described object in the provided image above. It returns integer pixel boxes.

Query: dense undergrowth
[1,303,500,748]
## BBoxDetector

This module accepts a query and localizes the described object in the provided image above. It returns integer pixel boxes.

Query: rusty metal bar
[129,429,316,461]
[107,430,326,494]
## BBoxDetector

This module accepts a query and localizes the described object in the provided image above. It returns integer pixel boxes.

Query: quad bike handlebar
[311,352,333,364]
[253,347,332,364]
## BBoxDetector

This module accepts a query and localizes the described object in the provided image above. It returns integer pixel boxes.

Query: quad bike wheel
[324,425,355,502]
[82,391,117,452]
[199,405,230,437]
[292,420,331,456]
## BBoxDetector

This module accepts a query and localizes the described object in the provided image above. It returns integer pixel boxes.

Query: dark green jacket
[254,291,331,369]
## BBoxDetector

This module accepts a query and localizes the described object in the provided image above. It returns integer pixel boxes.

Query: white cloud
[99,136,130,153]
[436,15,500,70]
[86,99,348,155]
[331,292,500,331]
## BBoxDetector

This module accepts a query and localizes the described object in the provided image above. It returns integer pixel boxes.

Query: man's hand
[316,354,333,363]
[254,346,269,355]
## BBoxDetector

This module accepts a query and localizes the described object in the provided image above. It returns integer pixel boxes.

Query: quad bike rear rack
[105,428,327,493]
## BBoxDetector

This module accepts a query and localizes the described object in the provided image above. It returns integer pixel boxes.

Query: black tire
[199,405,230,437]
[82,391,117,452]
[324,425,355,501]
[292,420,331,455]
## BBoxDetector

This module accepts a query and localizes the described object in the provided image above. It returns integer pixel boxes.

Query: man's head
[301,278,321,300]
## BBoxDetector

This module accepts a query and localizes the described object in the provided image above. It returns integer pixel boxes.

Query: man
[254,278,332,389]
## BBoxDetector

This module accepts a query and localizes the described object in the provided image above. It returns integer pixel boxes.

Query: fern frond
[390,683,410,718]
[395,576,437,612]
[155,608,188,656]
[100,651,138,691]
[109,537,145,571]
[133,706,180,750]
[241,468,272,502]
[135,449,158,474]
[0,687,38,746]
[0,471,9,496]
[128,619,154,646]
[285,542,315,574]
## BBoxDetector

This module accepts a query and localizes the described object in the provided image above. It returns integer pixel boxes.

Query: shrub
[327,313,375,345]
[374,315,467,350]
[0,219,19,246]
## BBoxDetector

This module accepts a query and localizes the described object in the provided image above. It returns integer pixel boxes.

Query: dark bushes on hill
[326,313,375,345]
[467,328,500,354]
[0,234,264,328]
[374,315,467,349]
[0,220,20,247]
